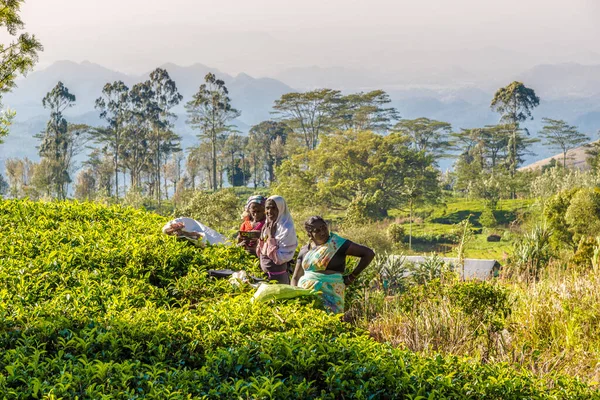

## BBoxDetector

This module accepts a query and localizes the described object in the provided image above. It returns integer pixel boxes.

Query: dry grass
[357,262,600,384]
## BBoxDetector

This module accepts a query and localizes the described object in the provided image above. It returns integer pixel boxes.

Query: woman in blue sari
[291,216,375,314]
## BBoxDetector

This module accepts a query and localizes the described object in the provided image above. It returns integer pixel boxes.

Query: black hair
[304,216,327,229]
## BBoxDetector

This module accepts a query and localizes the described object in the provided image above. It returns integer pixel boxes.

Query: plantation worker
[237,195,267,254]
[291,216,375,314]
[162,217,229,246]
[256,195,298,284]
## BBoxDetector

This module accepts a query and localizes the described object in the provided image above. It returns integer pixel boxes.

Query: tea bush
[0,199,597,399]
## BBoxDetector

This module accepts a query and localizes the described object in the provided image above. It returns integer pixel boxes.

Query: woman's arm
[291,256,305,286]
[344,243,375,285]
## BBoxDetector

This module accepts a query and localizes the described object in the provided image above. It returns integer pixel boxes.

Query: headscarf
[245,195,266,210]
[242,195,266,220]
[266,195,298,261]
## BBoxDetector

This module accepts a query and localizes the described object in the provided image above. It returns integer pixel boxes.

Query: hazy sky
[19,0,600,76]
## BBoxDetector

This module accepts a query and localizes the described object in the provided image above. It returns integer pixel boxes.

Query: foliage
[544,188,579,250]
[337,90,400,132]
[570,236,596,269]
[275,130,440,220]
[94,80,130,199]
[479,207,498,229]
[0,107,15,144]
[337,221,394,254]
[186,73,240,191]
[387,223,405,244]
[1,199,595,398]
[36,81,77,200]
[539,118,589,168]
[393,117,453,158]
[247,120,292,185]
[0,0,43,96]
[531,167,600,201]
[509,225,553,279]
[174,189,241,235]
[490,81,540,127]
[490,82,540,179]
[272,89,341,150]
[564,188,600,237]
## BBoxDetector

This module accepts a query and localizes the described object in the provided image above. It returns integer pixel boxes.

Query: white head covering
[267,195,298,262]
[162,217,229,246]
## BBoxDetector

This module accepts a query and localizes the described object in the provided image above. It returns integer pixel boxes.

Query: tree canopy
[539,118,589,168]
[275,130,440,220]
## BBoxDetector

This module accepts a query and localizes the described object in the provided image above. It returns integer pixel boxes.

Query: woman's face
[249,202,266,222]
[265,199,279,222]
[306,221,329,245]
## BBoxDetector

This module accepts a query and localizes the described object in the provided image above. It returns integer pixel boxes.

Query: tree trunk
[409,199,413,251]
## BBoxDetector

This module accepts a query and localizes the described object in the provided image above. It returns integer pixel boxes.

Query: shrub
[338,221,393,253]
[570,236,596,269]
[175,188,241,234]
[479,207,498,228]
[565,188,600,237]
[509,225,553,279]
[387,223,405,244]
[544,188,578,250]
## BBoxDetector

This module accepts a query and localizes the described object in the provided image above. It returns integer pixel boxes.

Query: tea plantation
[0,199,597,399]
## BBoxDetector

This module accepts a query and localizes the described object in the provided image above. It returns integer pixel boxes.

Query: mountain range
[1,60,600,172]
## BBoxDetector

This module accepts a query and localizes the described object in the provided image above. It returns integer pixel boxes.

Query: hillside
[519,142,596,172]
[0,199,596,398]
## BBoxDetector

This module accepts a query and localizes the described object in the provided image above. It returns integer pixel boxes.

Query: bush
[479,207,498,228]
[338,221,394,253]
[175,188,241,234]
[509,225,553,279]
[565,188,600,237]
[387,223,405,244]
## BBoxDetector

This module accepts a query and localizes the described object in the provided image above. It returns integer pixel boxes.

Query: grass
[357,262,600,385]
[387,197,537,259]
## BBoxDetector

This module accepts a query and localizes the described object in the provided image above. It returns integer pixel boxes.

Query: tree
[94,81,130,200]
[0,108,15,145]
[5,157,26,197]
[337,90,399,132]
[83,149,114,197]
[490,82,540,177]
[146,68,183,201]
[186,73,240,191]
[37,82,76,199]
[539,118,589,168]
[184,146,203,190]
[248,120,291,183]
[272,89,341,150]
[393,117,453,158]
[0,0,42,96]
[275,130,440,220]
[585,131,600,172]
[120,82,154,191]
[565,188,600,238]
[74,168,96,201]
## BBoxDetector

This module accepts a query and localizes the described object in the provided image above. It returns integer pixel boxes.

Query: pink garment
[256,237,288,266]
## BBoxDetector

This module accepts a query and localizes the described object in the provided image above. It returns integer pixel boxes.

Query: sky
[17,0,600,76]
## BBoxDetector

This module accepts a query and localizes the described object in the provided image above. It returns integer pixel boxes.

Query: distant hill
[3,60,294,127]
[519,142,596,172]
[516,63,600,99]
[2,60,600,174]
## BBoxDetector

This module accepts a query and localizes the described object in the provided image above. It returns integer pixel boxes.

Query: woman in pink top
[256,195,298,284]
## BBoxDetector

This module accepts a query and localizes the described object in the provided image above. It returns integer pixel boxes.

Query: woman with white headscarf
[256,195,298,284]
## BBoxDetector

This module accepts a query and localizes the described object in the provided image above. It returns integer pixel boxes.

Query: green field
[388,197,537,259]
[0,199,595,399]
